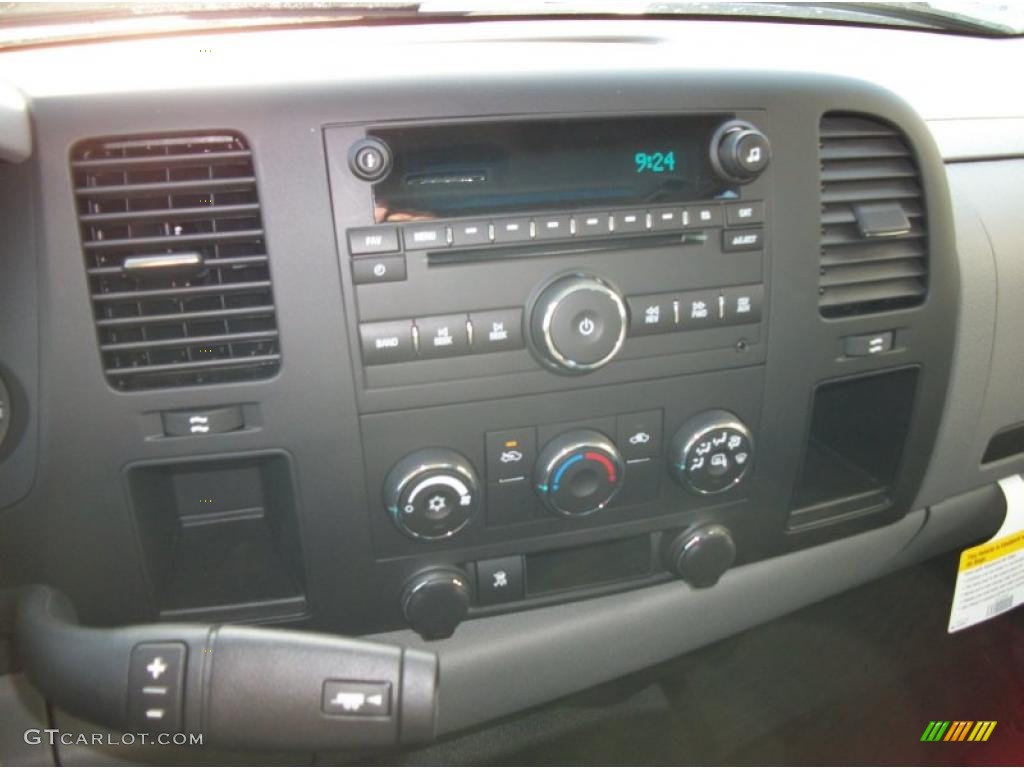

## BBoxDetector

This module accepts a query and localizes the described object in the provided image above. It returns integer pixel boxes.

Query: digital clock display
[371,115,735,222]
[635,151,677,174]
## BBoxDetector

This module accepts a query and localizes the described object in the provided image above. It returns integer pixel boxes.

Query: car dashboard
[0,14,1023,762]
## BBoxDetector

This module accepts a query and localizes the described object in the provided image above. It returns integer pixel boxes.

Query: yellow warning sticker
[949,475,1024,632]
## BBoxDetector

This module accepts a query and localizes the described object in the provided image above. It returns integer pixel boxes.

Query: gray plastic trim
[372,509,929,735]
[927,118,1024,162]
[0,79,30,163]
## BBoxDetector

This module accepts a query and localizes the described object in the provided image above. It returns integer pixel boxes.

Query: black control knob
[530,274,627,374]
[348,137,392,182]
[669,410,754,495]
[383,448,480,541]
[663,525,736,588]
[402,567,472,640]
[535,429,625,516]
[711,121,771,183]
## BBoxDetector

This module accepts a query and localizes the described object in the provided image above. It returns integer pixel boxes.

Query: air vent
[818,114,927,317]
[72,132,280,390]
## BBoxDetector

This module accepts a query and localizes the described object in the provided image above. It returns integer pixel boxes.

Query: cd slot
[427,231,708,266]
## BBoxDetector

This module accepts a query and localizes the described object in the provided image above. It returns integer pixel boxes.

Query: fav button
[415,314,470,358]
[347,226,399,256]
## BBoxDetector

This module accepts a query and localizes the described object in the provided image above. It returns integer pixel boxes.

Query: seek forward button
[470,308,524,354]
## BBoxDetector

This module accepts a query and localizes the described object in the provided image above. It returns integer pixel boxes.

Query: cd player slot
[427,231,709,266]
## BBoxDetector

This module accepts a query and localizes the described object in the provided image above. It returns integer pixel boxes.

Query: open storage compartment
[789,367,919,530]
[127,451,307,622]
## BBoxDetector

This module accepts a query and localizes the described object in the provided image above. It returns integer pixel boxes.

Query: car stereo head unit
[364,115,745,223]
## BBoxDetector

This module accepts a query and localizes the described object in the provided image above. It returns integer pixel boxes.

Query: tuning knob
[535,429,625,516]
[529,274,627,374]
[711,120,771,183]
[669,410,754,495]
[402,568,472,640]
[663,525,736,588]
[383,448,481,541]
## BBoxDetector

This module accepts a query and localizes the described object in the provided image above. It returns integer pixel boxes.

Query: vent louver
[72,132,281,390]
[818,114,927,317]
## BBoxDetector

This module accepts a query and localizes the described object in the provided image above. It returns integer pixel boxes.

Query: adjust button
[322,681,391,717]
[722,227,764,252]
[415,314,470,358]
[163,405,244,437]
[352,254,406,285]
[359,320,415,365]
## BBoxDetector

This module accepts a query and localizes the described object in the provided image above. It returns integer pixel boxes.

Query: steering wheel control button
[535,429,626,516]
[627,294,674,336]
[726,201,765,225]
[162,405,244,438]
[617,410,663,462]
[348,137,392,182]
[669,410,754,495]
[721,284,764,325]
[384,448,481,540]
[486,427,537,482]
[347,226,399,256]
[127,642,186,733]
[711,120,772,183]
[322,681,391,718]
[476,555,525,605]
[531,275,627,373]
[723,227,764,252]
[469,308,524,354]
[352,254,406,285]
[359,320,415,365]
[415,314,470,359]
[402,568,472,639]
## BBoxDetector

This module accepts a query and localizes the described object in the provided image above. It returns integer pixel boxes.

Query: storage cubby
[790,368,919,529]
[127,452,307,622]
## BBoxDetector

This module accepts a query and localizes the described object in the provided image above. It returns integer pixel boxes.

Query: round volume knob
[663,525,736,588]
[710,120,771,183]
[535,429,625,517]
[669,410,754,495]
[402,567,471,640]
[530,274,627,374]
[384,448,481,541]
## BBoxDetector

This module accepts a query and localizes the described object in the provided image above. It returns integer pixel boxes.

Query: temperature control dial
[669,410,754,495]
[530,275,627,374]
[535,429,625,516]
[384,448,481,540]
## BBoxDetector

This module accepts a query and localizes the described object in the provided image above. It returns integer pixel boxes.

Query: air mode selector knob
[710,120,771,183]
[383,448,481,541]
[535,429,625,516]
[669,410,754,495]
[663,525,736,588]
[530,275,627,374]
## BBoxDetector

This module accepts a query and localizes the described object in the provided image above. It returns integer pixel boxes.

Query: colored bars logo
[921,721,997,742]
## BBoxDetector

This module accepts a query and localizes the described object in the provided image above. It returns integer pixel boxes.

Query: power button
[531,275,627,374]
